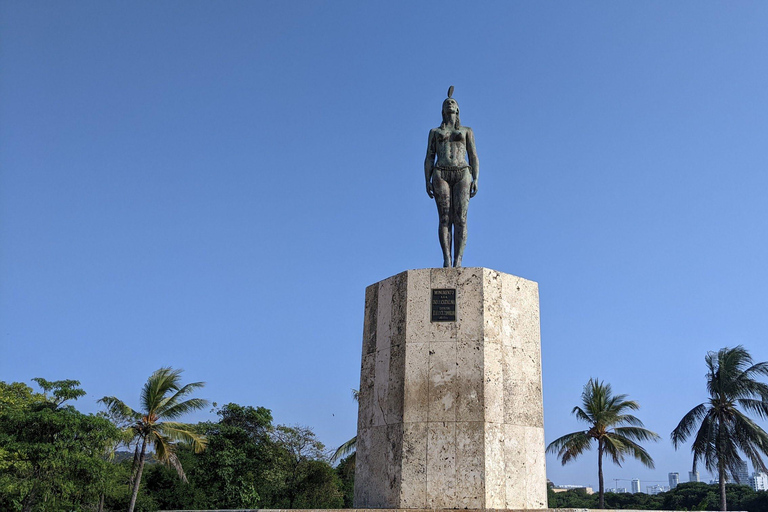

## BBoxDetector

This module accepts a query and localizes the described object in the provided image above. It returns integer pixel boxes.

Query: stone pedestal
[354,268,547,510]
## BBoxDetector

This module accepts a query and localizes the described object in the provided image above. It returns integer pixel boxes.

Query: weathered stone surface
[354,268,546,510]
[164,509,692,512]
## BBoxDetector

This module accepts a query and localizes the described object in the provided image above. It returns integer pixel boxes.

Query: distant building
[751,472,768,492]
[551,485,594,495]
[669,472,679,489]
[689,470,700,483]
[606,487,627,493]
[735,461,750,485]
[631,479,641,494]
[646,484,669,495]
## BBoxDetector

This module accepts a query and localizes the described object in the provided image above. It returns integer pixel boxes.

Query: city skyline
[554,464,768,494]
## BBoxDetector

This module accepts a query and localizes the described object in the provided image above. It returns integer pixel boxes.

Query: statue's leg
[452,173,472,267]
[432,176,452,267]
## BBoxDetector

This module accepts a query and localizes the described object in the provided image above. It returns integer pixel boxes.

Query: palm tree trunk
[598,439,605,509]
[129,441,140,486]
[128,436,148,512]
[97,492,105,512]
[718,420,727,511]
[719,463,727,511]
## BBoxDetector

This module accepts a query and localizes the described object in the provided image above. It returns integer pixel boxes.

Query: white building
[751,472,768,491]
[631,479,641,494]
[668,472,679,489]
[688,470,699,483]
[606,487,627,493]
[646,484,669,495]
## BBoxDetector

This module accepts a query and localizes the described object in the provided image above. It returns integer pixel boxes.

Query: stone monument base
[355,268,546,509]
[161,508,697,512]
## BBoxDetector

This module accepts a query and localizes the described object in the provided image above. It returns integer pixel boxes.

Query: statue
[425,86,479,268]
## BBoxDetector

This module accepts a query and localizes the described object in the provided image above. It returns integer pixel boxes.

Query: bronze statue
[425,86,479,268]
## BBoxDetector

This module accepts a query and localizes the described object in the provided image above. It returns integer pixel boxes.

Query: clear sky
[3,1,768,492]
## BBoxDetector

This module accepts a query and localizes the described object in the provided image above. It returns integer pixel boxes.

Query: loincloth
[433,165,471,185]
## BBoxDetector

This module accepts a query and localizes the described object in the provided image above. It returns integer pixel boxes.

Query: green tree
[546,378,660,509]
[0,379,121,512]
[99,367,208,512]
[661,481,718,511]
[272,425,342,508]
[547,487,596,509]
[193,403,281,509]
[671,345,768,511]
[140,402,346,510]
[335,453,355,507]
[140,446,207,510]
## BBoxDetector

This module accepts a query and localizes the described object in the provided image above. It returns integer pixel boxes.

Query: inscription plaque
[431,288,456,322]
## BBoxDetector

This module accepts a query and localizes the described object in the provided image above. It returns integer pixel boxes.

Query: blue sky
[3,1,768,491]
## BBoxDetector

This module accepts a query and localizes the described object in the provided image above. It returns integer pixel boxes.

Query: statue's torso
[434,127,469,168]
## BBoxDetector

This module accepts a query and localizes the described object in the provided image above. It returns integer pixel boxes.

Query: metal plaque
[431,288,456,322]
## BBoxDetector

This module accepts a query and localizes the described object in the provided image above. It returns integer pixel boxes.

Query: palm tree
[99,367,209,512]
[330,389,359,464]
[547,378,659,509]
[671,346,768,511]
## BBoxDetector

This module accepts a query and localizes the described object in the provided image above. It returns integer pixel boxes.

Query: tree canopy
[672,345,768,511]
[547,378,660,509]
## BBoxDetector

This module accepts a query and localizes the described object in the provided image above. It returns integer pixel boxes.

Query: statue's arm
[424,129,437,198]
[467,128,479,197]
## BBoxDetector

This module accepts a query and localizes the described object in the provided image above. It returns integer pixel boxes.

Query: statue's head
[441,85,461,128]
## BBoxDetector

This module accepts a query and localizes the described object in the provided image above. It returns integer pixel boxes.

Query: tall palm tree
[99,367,209,512]
[547,378,659,509]
[671,346,768,511]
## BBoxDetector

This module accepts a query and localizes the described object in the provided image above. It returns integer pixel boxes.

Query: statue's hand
[426,181,434,199]
[470,180,478,198]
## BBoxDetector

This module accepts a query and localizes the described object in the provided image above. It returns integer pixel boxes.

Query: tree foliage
[547,378,660,509]
[136,403,344,510]
[548,482,768,511]
[98,367,208,512]
[671,346,768,511]
[0,379,121,512]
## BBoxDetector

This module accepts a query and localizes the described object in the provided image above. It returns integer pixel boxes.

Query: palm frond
[602,434,627,466]
[671,403,707,448]
[141,367,182,412]
[571,406,592,424]
[98,396,140,421]
[742,361,768,379]
[160,421,207,453]
[613,426,660,443]
[547,431,592,465]
[159,397,210,420]
[614,414,645,427]
[166,452,188,482]
[608,433,656,468]
[151,431,174,463]
[156,381,207,416]
[612,398,640,413]
[731,409,768,473]
[331,436,357,464]
[737,398,768,420]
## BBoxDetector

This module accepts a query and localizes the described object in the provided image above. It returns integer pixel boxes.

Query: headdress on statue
[441,85,461,128]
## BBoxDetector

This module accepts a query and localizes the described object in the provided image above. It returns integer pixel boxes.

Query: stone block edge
[366,267,540,288]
